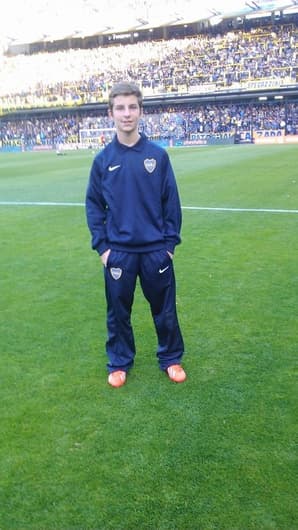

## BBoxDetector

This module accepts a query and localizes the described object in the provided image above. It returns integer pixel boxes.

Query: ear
[108,108,113,118]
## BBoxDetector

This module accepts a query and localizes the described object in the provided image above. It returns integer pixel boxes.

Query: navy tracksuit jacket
[86,133,184,372]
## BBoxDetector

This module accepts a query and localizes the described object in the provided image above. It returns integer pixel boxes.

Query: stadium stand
[0,14,297,150]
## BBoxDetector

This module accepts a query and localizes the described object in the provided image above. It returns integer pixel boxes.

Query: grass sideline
[0,145,297,529]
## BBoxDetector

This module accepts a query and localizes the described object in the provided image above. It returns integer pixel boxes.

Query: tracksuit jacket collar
[113,132,146,152]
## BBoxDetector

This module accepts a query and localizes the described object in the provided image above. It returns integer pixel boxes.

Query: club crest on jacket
[144,158,156,173]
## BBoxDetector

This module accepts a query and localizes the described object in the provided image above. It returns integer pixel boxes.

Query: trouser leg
[139,250,184,370]
[104,251,138,373]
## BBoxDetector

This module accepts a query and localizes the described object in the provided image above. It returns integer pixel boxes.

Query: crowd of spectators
[0,21,297,146]
[1,101,297,148]
[0,23,297,112]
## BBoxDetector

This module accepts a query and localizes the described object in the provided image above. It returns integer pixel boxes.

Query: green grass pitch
[0,144,297,529]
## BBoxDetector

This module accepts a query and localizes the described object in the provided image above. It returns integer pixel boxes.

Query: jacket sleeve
[85,157,109,255]
[161,152,182,254]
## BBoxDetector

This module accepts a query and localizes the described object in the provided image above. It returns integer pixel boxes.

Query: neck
[117,131,140,147]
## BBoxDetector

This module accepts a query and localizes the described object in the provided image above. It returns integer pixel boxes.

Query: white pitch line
[0,201,297,214]
[0,201,83,206]
[183,206,298,214]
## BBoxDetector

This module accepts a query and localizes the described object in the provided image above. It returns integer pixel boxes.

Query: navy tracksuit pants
[103,249,184,373]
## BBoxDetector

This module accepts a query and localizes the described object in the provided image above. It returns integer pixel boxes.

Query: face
[109,94,142,136]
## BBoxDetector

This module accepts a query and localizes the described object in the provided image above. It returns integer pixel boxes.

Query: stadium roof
[1,0,298,49]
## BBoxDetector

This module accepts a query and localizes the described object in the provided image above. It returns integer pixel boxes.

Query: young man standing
[85,81,186,387]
